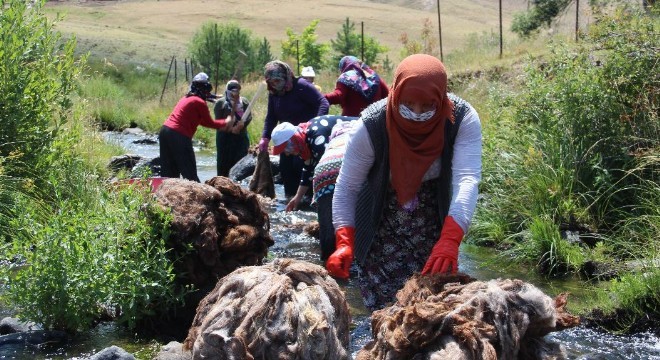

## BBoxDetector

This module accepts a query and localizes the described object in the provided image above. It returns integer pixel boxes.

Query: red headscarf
[386,54,454,206]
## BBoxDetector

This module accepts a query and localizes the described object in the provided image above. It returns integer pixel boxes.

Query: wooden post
[215,24,220,92]
[361,21,365,61]
[499,0,503,58]
[184,58,189,82]
[436,0,443,61]
[575,0,579,42]
[296,40,300,75]
[160,55,175,104]
[174,58,178,91]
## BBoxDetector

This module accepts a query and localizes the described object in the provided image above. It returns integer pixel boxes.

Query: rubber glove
[422,216,464,274]
[258,137,269,152]
[326,226,355,279]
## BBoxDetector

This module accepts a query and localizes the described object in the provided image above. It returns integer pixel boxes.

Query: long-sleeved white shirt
[332,105,482,233]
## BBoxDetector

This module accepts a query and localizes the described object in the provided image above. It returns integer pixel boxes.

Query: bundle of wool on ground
[183,258,350,360]
[357,273,580,360]
[154,177,273,289]
[248,150,276,199]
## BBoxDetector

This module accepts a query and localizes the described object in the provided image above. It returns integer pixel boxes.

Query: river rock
[0,317,37,334]
[229,152,281,183]
[183,258,350,360]
[357,273,580,360]
[108,154,142,173]
[153,341,192,360]
[153,177,273,290]
[88,345,134,360]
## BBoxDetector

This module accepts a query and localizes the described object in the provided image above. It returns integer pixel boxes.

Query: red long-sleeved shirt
[324,78,390,117]
[163,96,228,138]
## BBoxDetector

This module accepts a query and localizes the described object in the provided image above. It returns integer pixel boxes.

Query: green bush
[188,22,272,82]
[0,0,81,177]
[474,5,658,275]
[3,184,185,332]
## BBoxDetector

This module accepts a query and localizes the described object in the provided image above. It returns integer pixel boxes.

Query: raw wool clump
[357,273,581,360]
[248,150,276,198]
[154,177,273,289]
[183,258,351,360]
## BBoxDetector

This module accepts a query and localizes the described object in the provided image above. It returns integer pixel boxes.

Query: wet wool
[357,273,580,360]
[183,258,351,359]
[153,177,273,289]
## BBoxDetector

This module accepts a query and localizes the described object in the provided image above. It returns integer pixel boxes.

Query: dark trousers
[316,195,336,261]
[279,153,303,197]
[158,125,200,182]
[216,131,249,177]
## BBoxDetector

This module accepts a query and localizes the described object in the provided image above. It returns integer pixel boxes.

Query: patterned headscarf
[264,60,295,96]
[386,54,455,206]
[337,55,381,101]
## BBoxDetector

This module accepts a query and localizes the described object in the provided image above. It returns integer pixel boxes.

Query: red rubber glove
[422,216,464,275]
[258,137,269,152]
[326,226,355,279]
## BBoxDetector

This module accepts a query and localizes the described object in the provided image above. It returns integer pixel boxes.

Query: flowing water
[1,131,656,359]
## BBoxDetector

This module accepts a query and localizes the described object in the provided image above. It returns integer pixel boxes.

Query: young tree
[255,37,274,72]
[281,20,328,72]
[330,17,361,64]
[189,22,262,83]
[399,18,437,59]
[511,0,572,38]
[330,17,387,68]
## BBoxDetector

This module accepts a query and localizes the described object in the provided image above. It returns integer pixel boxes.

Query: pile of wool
[154,177,273,289]
[357,273,580,360]
[183,258,350,359]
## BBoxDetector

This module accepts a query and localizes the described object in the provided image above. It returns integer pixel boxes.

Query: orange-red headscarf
[386,54,454,206]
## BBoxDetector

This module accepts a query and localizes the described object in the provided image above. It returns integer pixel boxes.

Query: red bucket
[124,177,168,192]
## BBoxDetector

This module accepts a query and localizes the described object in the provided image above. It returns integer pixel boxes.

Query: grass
[44,0,596,70]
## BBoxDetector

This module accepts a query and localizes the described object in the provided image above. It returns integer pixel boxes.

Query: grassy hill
[45,0,594,69]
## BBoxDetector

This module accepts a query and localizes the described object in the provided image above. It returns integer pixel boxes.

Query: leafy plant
[188,22,271,83]
[511,0,572,37]
[0,0,82,178]
[329,17,387,67]
[3,185,185,332]
[281,19,328,72]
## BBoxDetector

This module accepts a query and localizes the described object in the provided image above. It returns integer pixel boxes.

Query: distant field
[44,0,593,68]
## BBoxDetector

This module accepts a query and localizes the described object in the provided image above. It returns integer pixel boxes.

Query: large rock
[183,258,350,360]
[357,274,580,360]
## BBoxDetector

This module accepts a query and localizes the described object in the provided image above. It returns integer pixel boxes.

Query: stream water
[1,131,656,359]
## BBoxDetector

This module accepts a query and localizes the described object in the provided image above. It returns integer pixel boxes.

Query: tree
[329,17,387,68]
[188,22,263,83]
[281,20,328,72]
[330,17,361,65]
[255,37,274,73]
[398,18,438,59]
[511,0,572,38]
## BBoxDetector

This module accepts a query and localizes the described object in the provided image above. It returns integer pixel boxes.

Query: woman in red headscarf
[326,54,483,311]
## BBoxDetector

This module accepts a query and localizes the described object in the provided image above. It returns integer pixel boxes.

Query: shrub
[474,5,658,275]
[0,0,81,177]
[188,22,272,82]
[3,185,185,332]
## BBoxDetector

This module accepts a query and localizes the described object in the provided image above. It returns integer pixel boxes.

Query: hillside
[44,0,592,68]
